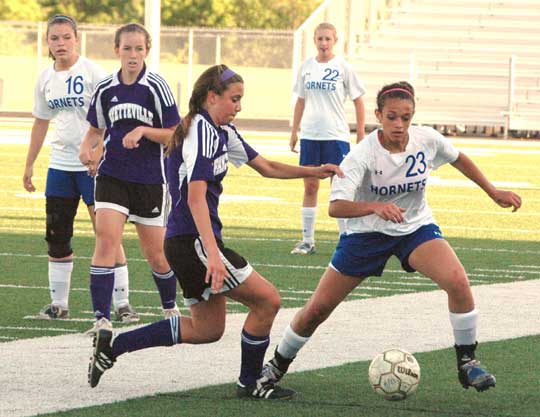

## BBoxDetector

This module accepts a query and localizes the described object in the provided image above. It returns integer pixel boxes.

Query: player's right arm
[23,117,50,192]
[290,97,305,153]
[79,126,105,175]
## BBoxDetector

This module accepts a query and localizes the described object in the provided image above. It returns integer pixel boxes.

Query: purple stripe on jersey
[87,65,180,184]
[165,111,258,240]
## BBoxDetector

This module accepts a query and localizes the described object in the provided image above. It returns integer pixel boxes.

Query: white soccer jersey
[330,126,460,236]
[33,56,107,171]
[293,56,365,141]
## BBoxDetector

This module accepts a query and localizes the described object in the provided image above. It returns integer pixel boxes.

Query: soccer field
[0,129,539,416]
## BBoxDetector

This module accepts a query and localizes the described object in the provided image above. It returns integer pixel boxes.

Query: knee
[304,181,319,196]
[146,251,170,272]
[445,270,471,299]
[303,301,332,328]
[253,292,281,323]
[205,326,225,343]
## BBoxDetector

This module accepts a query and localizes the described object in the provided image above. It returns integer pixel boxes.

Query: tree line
[0,0,321,29]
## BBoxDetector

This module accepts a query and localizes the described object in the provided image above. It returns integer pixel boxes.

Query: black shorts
[95,174,169,226]
[164,235,253,306]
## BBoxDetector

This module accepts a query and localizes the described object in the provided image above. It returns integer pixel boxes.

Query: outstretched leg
[409,238,496,391]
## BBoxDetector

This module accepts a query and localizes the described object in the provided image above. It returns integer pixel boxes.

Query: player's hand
[491,189,522,212]
[23,166,35,192]
[205,251,228,293]
[316,163,344,179]
[122,127,143,149]
[373,202,406,223]
[289,132,299,153]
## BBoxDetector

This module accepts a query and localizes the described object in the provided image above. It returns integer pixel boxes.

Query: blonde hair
[314,22,337,39]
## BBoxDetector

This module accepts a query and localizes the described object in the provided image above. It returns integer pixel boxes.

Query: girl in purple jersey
[261,81,522,393]
[79,23,181,335]
[87,64,343,400]
[23,14,136,323]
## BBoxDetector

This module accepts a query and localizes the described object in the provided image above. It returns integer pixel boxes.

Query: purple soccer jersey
[87,65,180,184]
[165,110,258,240]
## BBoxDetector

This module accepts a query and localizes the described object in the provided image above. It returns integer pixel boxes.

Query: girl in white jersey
[290,22,366,255]
[23,15,137,323]
[262,81,522,393]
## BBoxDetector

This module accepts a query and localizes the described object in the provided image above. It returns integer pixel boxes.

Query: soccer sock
[113,264,129,310]
[112,315,181,359]
[449,308,478,346]
[89,266,115,320]
[301,207,317,244]
[152,270,177,310]
[48,260,73,309]
[276,324,310,360]
[239,329,270,386]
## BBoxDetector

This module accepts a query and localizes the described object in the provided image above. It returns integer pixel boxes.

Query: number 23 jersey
[330,126,459,236]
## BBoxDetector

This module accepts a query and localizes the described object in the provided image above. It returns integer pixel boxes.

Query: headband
[220,68,237,83]
[48,15,76,24]
[381,87,413,97]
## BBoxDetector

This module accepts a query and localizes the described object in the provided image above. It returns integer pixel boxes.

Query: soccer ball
[368,348,421,401]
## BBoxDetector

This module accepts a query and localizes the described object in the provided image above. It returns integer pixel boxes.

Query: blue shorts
[299,139,350,166]
[45,168,95,206]
[330,224,444,278]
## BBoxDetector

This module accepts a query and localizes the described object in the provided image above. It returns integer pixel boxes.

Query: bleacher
[327,0,540,136]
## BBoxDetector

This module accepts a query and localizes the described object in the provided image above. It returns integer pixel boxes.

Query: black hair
[376,81,415,111]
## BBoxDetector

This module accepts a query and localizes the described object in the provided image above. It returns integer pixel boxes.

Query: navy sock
[89,266,114,320]
[112,315,181,359]
[152,270,177,309]
[239,329,270,386]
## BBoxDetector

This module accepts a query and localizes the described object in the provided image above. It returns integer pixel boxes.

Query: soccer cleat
[260,349,294,385]
[38,304,69,319]
[290,241,316,255]
[84,317,113,337]
[114,304,140,323]
[236,379,296,400]
[458,359,496,392]
[88,328,115,388]
[163,304,180,319]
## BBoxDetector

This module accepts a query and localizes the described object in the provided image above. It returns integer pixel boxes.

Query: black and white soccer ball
[368,348,421,401]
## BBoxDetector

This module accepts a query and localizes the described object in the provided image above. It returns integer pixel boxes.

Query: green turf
[1,136,539,415]
[39,335,540,417]
[1,138,539,339]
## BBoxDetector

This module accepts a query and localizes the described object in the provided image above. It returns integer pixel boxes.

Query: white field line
[3,204,540,218]
[1,252,540,273]
[0,279,539,417]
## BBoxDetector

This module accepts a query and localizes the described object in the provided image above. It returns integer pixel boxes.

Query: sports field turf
[1,130,539,416]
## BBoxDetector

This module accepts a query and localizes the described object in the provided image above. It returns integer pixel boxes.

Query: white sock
[49,260,73,309]
[301,207,317,244]
[113,264,129,309]
[276,324,310,359]
[449,308,478,346]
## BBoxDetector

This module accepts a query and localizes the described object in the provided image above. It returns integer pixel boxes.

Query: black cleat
[236,379,296,400]
[88,329,115,388]
[458,359,496,392]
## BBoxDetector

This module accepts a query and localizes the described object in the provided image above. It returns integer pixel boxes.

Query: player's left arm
[451,152,522,211]
[353,96,365,143]
[122,125,178,148]
[247,155,344,179]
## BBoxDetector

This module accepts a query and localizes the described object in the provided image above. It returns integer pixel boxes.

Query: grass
[40,336,540,417]
[0,133,539,415]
